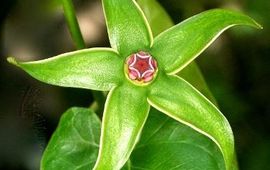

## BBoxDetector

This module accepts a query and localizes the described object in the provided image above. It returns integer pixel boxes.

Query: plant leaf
[8,48,123,91]
[102,0,153,57]
[150,9,262,74]
[147,73,234,170]
[41,107,100,170]
[94,83,150,170]
[130,108,225,170]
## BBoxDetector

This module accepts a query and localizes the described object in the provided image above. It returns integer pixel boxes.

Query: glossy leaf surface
[41,107,100,170]
[130,108,225,170]
[150,9,262,74]
[147,73,234,170]
[102,0,153,57]
[94,83,150,170]
[8,48,123,91]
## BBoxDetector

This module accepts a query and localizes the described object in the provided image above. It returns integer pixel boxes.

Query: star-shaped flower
[126,51,157,83]
[8,0,261,169]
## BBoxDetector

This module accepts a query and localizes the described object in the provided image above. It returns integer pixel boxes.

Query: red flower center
[126,51,158,83]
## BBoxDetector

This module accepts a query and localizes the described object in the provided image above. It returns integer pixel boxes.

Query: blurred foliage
[0,0,269,170]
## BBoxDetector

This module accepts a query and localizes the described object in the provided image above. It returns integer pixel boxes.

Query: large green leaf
[41,107,100,170]
[130,108,225,170]
[40,108,226,170]
[94,83,150,170]
[7,48,123,91]
[150,9,262,74]
[147,73,234,170]
[102,0,153,57]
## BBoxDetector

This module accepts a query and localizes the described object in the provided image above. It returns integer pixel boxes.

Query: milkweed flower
[8,0,261,169]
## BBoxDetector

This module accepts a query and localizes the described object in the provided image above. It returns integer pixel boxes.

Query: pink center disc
[126,51,158,83]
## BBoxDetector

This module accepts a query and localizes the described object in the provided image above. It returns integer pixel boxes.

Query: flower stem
[61,0,105,113]
[61,0,85,49]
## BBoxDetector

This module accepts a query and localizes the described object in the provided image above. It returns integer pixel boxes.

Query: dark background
[0,0,269,169]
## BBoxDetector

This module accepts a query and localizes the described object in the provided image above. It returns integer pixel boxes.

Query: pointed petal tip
[254,21,263,29]
[245,15,263,29]
[200,9,263,30]
[7,57,19,66]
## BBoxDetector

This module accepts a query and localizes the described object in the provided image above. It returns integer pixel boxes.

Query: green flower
[8,0,261,169]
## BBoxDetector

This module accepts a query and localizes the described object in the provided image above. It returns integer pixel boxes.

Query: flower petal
[147,73,235,170]
[150,9,262,74]
[8,48,123,91]
[94,83,150,170]
[138,0,217,105]
[102,0,153,57]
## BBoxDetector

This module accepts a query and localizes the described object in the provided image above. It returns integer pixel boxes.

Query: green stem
[61,0,105,113]
[61,0,85,49]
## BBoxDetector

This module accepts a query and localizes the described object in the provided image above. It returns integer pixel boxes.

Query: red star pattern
[126,51,157,83]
